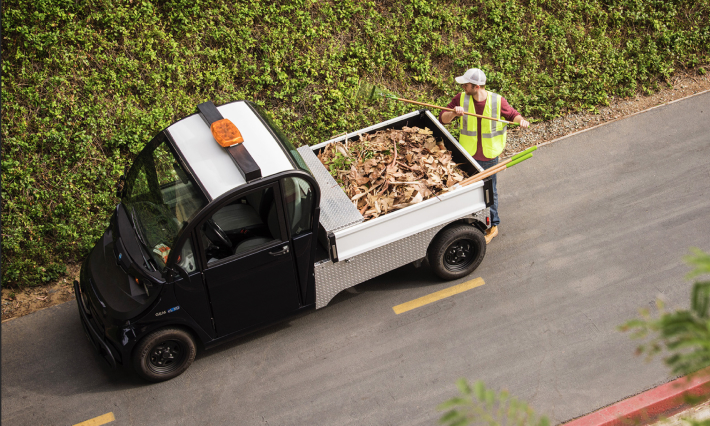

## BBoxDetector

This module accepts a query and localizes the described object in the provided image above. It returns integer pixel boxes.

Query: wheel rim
[443,238,477,272]
[147,339,186,375]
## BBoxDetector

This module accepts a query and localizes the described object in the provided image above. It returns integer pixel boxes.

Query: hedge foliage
[2,0,709,287]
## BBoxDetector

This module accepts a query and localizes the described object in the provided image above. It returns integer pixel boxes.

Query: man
[439,68,529,244]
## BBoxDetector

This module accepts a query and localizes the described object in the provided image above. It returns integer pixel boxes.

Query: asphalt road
[3,93,710,426]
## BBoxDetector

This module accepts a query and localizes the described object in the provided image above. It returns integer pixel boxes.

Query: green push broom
[459,146,537,187]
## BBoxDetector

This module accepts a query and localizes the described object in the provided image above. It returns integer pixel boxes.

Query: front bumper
[74,280,118,369]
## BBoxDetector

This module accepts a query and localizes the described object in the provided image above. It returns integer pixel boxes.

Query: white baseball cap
[455,68,486,85]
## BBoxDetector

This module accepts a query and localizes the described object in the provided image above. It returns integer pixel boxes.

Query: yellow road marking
[72,412,115,426]
[393,278,485,315]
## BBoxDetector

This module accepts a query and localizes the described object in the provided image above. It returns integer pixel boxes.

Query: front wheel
[133,328,196,382]
[427,224,486,280]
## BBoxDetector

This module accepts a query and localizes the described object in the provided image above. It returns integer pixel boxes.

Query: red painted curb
[564,369,710,426]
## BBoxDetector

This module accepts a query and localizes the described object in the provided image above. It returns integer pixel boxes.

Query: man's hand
[440,107,464,124]
[514,115,530,128]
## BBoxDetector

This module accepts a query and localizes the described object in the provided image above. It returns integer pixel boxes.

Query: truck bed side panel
[332,180,486,261]
[314,223,448,309]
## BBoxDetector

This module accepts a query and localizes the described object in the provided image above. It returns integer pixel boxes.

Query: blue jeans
[476,158,500,226]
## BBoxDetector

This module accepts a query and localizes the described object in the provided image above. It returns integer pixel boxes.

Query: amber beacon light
[197,100,261,182]
[211,118,244,147]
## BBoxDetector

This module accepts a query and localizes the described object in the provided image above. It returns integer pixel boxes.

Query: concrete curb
[534,88,710,152]
[499,88,710,160]
[563,369,710,426]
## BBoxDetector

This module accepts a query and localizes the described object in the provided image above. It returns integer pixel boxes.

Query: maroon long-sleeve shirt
[439,92,520,161]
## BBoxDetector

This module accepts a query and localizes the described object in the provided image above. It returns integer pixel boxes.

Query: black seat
[211,203,262,232]
[211,190,267,234]
[233,198,280,255]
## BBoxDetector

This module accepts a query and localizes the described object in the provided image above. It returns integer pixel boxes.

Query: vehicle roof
[165,101,295,201]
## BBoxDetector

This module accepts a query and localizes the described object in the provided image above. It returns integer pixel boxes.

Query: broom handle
[393,97,515,125]
[460,160,510,187]
[459,147,536,187]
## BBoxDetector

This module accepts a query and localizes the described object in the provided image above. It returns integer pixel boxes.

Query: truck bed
[298,109,493,308]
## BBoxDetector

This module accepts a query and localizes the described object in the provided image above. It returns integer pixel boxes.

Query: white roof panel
[167,101,294,200]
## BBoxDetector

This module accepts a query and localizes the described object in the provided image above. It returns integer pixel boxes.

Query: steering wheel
[204,219,233,249]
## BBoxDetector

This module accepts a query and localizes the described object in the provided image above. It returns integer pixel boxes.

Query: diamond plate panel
[297,146,364,233]
[314,223,448,309]
[473,208,490,229]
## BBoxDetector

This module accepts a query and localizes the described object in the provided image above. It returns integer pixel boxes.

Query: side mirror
[116,174,126,198]
[116,166,130,198]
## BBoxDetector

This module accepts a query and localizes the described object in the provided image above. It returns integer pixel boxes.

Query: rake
[459,146,536,187]
[355,82,519,126]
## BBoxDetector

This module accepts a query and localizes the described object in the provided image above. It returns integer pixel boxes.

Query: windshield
[122,136,207,272]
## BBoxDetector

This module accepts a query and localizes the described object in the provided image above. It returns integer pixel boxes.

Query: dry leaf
[335,145,350,157]
[318,126,469,222]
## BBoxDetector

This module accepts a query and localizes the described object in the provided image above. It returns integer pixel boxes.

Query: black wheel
[133,328,196,382]
[427,224,486,280]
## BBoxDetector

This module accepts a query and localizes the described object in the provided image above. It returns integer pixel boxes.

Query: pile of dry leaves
[318,126,469,220]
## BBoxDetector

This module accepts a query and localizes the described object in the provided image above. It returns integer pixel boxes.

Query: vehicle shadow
[1,300,304,397]
[326,261,447,306]
[1,262,454,399]
[1,302,145,398]
[193,315,296,360]
[199,263,446,361]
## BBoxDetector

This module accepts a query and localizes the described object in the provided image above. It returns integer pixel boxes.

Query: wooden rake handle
[392,97,516,125]
[460,160,510,187]
[459,147,537,187]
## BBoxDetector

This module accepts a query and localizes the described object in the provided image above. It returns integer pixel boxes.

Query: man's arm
[439,93,462,124]
[501,97,529,128]
[440,108,464,124]
[513,115,530,128]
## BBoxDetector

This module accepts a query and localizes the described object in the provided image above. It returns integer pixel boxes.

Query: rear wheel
[428,224,486,280]
[133,328,196,382]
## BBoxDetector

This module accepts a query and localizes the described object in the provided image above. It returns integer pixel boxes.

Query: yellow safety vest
[459,90,507,159]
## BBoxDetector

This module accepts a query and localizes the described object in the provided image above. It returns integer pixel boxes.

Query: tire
[427,224,486,280]
[133,328,196,382]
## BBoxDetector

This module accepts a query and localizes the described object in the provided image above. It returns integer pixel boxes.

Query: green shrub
[2,0,709,287]
[438,379,549,426]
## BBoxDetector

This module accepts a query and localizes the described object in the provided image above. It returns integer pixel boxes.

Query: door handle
[269,245,290,256]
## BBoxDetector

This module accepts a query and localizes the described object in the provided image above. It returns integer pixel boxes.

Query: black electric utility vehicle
[75,100,493,382]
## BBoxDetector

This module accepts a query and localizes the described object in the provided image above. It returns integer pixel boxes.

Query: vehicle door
[280,175,317,303]
[198,182,300,337]
[172,234,216,337]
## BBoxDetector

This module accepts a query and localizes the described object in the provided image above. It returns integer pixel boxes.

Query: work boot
[485,226,498,244]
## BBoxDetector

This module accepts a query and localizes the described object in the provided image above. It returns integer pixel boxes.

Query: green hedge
[2,0,709,287]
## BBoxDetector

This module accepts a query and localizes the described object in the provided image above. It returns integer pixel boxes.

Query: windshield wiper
[130,206,148,247]
[130,206,157,272]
